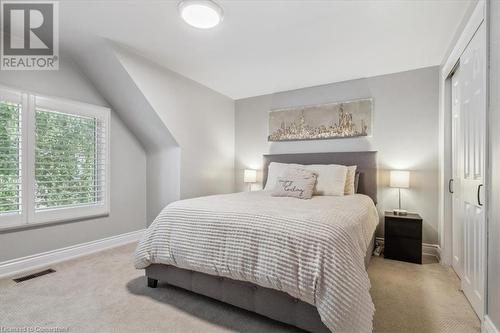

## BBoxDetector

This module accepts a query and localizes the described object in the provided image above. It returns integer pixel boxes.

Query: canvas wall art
[268,98,373,142]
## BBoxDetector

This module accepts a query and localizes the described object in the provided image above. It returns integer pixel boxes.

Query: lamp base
[393,209,408,216]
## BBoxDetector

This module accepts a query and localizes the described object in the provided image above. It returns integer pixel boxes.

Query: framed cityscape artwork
[268,98,373,142]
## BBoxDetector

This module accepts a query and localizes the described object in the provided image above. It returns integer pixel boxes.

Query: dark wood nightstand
[384,212,422,264]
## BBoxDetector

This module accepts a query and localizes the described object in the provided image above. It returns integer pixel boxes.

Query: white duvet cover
[135,191,378,333]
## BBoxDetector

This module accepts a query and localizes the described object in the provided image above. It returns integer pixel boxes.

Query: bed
[135,151,378,333]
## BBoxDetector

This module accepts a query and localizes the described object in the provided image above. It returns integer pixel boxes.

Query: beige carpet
[0,244,480,333]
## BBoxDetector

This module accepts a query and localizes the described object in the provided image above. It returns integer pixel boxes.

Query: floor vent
[13,269,56,283]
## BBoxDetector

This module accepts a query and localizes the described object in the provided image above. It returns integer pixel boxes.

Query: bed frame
[145,151,378,333]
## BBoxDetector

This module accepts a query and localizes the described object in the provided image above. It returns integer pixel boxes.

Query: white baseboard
[0,229,145,279]
[375,237,441,262]
[422,243,441,260]
[484,316,500,333]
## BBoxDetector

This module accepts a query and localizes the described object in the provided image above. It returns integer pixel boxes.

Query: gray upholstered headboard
[263,151,378,204]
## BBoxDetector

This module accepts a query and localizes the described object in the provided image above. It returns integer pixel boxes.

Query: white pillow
[344,165,357,195]
[265,162,348,196]
[302,164,347,196]
[264,162,301,190]
[284,167,318,180]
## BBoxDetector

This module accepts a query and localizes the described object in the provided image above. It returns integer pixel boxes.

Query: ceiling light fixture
[178,0,223,29]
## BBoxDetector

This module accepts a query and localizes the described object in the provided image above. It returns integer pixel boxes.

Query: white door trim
[483,316,500,333]
[451,69,463,278]
[442,0,486,78]
[0,229,145,279]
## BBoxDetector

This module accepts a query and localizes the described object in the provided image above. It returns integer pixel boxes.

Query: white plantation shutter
[0,90,25,225]
[31,96,110,224]
[0,86,110,228]
[34,109,106,210]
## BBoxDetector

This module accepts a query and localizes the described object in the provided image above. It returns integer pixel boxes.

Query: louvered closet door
[459,22,486,318]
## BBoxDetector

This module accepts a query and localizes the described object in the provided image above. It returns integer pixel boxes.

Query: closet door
[459,23,486,318]
[451,67,463,279]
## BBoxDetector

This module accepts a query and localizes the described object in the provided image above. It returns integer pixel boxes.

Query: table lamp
[390,170,410,215]
[244,169,257,191]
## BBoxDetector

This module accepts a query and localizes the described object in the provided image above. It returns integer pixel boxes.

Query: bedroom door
[457,23,487,318]
[451,66,463,279]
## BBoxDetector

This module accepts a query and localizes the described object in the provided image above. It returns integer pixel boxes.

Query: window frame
[0,86,111,229]
[0,87,28,228]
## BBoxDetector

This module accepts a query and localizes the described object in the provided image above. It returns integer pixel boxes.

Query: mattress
[135,191,378,333]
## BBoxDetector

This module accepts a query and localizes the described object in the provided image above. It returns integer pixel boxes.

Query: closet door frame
[450,66,463,279]
[439,0,488,321]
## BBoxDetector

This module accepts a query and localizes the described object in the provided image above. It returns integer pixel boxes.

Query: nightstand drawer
[385,237,422,264]
[385,218,422,240]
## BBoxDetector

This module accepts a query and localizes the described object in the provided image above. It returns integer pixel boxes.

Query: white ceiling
[60,0,473,99]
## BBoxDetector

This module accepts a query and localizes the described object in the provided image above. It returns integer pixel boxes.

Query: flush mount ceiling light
[178,0,223,29]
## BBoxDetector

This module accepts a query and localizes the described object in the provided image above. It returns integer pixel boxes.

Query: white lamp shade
[244,169,257,183]
[390,170,410,188]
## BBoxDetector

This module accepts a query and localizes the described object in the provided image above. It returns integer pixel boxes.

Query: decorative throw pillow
[264,162,302,190]
[344,165,357,195]
[272,176,316,199]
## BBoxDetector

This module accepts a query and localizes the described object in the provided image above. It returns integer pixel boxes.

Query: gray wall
[66,39,181,224]
[488,0,500,328]
[0,55,147,262]
[235,67,440,243]
[114,46,235,201]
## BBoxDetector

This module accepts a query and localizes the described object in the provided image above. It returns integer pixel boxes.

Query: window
[0,87,110,228]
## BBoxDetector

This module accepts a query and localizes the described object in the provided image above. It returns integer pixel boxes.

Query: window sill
[0,212,110,233]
